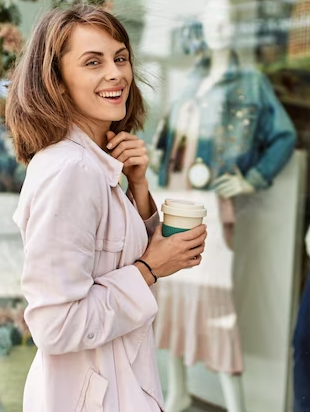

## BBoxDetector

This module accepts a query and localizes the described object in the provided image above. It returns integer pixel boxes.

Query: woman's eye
[115,57,127,63]
[86,60,99,66]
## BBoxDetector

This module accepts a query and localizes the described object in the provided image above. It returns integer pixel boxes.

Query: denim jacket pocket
[75,368,108,412]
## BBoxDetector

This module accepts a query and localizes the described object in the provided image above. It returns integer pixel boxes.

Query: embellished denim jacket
[155,54,296,190]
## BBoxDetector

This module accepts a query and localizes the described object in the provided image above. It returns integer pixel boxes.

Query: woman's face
[60,25,133,134]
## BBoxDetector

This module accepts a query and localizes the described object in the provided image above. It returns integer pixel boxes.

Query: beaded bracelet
[134,259,158,283]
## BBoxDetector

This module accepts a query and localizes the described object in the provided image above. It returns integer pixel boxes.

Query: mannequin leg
[222,223,235,250]
[219,373,246,412]
[165,353,192,412]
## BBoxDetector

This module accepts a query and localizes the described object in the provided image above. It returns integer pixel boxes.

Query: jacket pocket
[95,238,124,253]
[93,238,124,276]
[75,368,108,412]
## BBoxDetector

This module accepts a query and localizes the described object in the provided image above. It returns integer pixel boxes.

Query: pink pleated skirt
[152,190,243,373]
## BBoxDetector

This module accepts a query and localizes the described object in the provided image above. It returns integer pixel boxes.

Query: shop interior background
[0,1,309,412]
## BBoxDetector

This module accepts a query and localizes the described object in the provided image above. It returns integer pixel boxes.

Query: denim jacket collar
[220,51,240,83]
[67,124,123,187]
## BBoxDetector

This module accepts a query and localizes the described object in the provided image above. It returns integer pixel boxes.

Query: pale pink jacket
[13,126,164,412]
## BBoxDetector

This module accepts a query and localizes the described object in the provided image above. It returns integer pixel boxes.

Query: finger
[218,187,239,198]
[106,131,138,150]
[112,143,146,161]
[213,174,232,185]
[106,130,116,142]
[218,180,240,193]
[214,180,237,193]
[177,224,207,241]
[187,232,207,250]
[123,155,149,168]
[187,243,205,259]
[185,254,202,268]
[189,240,206,255]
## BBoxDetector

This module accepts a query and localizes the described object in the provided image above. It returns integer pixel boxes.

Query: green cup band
[162,224,189,237]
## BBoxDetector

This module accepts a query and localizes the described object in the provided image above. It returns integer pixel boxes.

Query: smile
[97,90,123,98]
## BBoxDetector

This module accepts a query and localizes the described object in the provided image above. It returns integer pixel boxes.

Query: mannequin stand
[165,354,246,412]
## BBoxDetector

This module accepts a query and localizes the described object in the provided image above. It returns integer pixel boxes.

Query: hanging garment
[155,52,296,190]
[153,189,243,373]
[151,51,296,374]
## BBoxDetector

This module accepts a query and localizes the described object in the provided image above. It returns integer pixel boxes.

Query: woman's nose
[104,61,121,82]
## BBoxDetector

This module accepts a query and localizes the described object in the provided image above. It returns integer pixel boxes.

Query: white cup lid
[165,198,205,210]
[162,198,207,218]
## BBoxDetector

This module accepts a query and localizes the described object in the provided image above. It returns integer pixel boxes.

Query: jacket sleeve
[19,159,158,355]
[245,73,296,190]
[126,188,159,239]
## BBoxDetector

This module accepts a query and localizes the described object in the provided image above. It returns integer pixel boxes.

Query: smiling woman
[4,4,207,412]
[6,6,144,163]
[60,25,133,148]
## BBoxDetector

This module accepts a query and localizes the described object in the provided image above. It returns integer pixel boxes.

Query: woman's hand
[139,223,207,280]
[106,131,148,185]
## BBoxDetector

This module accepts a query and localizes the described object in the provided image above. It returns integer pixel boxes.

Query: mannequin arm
[245,73,296,188]
[213,167,255,199]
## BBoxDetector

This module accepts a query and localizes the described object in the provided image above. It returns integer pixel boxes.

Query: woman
[5,5,207,412]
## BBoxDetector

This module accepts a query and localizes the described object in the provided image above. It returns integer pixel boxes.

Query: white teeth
[98,90,122,98]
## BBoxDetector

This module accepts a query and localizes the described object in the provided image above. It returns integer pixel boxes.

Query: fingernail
[106,143,112,149]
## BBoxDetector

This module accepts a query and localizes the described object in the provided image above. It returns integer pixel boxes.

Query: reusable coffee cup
[161,198,207,237]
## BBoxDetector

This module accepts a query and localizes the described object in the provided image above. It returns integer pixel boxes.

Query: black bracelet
[134,259,158,283]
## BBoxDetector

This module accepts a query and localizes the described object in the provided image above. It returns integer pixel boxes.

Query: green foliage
[0,1,20,25]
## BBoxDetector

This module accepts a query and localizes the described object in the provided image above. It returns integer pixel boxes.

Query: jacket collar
[220,50,240,83]
[66,124,123,187]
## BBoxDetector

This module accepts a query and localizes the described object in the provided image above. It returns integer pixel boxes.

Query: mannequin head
[201,0,235,51]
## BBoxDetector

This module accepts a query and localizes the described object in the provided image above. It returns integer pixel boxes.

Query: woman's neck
[77,119,111,150]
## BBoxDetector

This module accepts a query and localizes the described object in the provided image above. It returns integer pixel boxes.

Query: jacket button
[87,333,94,339]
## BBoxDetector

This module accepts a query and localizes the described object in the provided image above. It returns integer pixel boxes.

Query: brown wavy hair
[5,4,146,165]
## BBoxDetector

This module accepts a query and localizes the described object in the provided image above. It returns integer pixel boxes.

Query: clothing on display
[150,50,296,375]
[154,52,296,191]
[153,190,243,373]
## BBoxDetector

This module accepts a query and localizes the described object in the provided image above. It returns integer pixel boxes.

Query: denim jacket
[156,54,296,189]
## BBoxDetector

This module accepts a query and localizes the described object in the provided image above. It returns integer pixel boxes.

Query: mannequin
[163,4,247,411]
[153,2,296,197]
[150,1,296,412]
